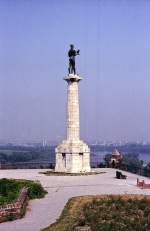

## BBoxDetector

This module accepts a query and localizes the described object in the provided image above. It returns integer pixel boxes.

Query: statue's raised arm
[68,44,80,75]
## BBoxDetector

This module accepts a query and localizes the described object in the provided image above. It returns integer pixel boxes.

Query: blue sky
[0,0,150,143]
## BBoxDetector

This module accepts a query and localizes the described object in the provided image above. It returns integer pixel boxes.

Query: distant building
[110,149,123,168]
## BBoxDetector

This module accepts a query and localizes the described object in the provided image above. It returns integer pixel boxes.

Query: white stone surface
[66,75,80,140]
[0,168,150,231]
[55,74,91,173]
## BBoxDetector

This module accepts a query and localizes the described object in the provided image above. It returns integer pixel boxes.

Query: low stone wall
[0,187,28,222]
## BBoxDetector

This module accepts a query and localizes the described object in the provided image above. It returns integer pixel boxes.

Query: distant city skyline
[0,0,150,142]
[0,138,150,147]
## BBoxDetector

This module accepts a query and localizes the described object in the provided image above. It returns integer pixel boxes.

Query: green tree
[120,154,143,174]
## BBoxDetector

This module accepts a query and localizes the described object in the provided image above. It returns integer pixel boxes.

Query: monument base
[55,140,91,173]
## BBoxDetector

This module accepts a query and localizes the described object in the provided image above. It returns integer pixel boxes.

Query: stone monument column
[55,74,91,173]
[66,75,81,141]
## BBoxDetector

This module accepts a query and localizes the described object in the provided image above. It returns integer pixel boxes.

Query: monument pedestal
[55,74,91,173]
[55,140,90,173]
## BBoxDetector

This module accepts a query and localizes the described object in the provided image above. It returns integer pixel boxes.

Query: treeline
[119,153,150,177]
[0,152,38,163]
[0,149,55,163]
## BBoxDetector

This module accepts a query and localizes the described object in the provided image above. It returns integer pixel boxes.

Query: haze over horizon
[0,0,150,143]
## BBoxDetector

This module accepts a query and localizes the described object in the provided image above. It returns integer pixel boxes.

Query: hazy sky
[0,0,150,143]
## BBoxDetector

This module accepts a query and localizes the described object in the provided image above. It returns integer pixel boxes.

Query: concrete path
[0,168,149,231]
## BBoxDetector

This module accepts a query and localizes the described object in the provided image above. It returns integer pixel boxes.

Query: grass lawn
[0,178,47,206]
[42,195,150,231]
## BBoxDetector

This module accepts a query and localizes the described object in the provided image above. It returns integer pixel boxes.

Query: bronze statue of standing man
[68,44,80,75]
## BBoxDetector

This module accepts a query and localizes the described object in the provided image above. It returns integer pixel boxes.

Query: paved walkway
[0,168,149,231]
